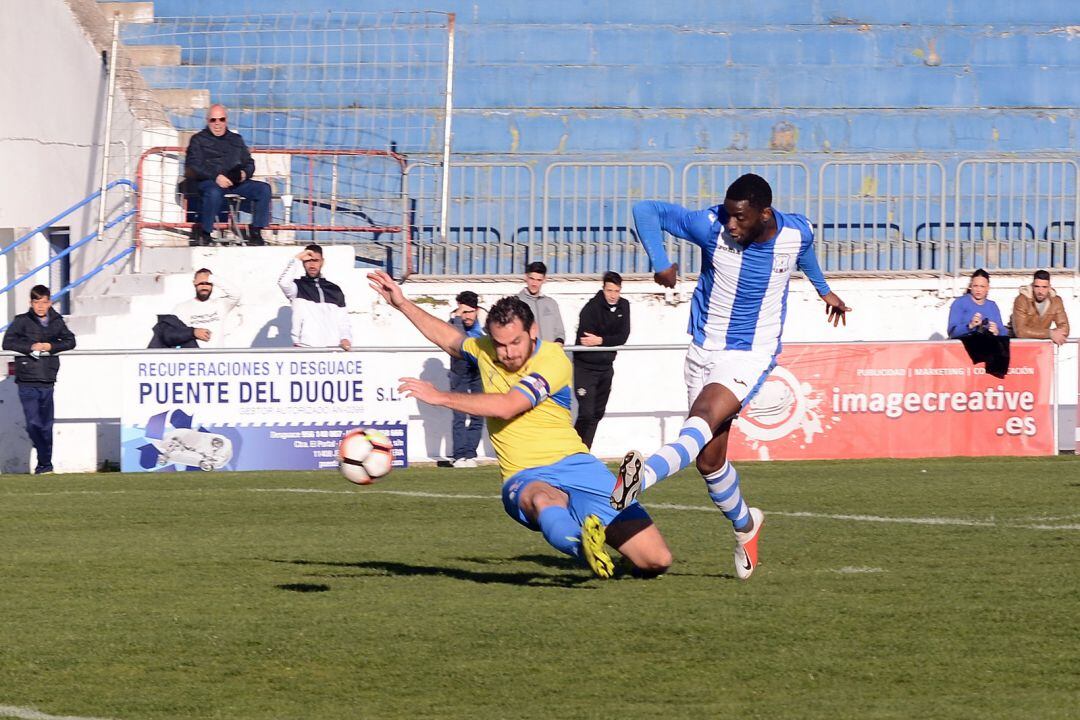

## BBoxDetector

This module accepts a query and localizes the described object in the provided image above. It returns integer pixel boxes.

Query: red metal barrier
[135,146,408,244]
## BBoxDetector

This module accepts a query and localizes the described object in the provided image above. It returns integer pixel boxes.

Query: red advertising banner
[728,341,1055,461]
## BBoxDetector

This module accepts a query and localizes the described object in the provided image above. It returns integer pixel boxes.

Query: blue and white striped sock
[703,461,750,531]
[641,416,712,491]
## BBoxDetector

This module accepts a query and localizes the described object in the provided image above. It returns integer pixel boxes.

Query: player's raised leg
[610,382,739,510]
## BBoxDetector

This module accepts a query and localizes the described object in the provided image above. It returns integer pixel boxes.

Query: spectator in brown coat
[1010,270,1070,346]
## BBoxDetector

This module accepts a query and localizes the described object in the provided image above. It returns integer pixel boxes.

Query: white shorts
[683,344,776,409]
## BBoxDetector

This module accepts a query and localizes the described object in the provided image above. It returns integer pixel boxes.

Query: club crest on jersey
[773,254,792,273]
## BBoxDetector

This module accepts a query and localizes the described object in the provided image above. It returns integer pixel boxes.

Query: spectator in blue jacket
[947,268,1010,378]
[947,268,1007,338]
[2,285,77,474]
[185,104,271,246]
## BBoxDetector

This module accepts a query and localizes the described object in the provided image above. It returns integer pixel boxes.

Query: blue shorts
[501,453,652,531]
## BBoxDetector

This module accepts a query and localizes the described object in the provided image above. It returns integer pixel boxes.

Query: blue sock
[537,506,582,558]
[703,461,751,531]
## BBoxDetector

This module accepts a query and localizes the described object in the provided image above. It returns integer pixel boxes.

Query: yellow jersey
[460,337,588,479]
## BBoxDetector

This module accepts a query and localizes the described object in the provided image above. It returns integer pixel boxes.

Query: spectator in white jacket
[173,268,242,348]
[278,244,352,349]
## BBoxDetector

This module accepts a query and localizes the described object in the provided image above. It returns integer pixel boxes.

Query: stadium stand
[98,0,1080,278]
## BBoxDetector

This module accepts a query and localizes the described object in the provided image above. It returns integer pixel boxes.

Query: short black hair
[602,271,622,287]
[455,290,480,309]
[525,261,547,276]
[1033,269,1050,283]
[30,285,50,301]
[194,268,212,277]
[485,296,534,333]
[971,268,990,282]
[725,173,773,211]
[305,244,324,256]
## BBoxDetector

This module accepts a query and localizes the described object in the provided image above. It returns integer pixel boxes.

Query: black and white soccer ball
[338,428,394,485]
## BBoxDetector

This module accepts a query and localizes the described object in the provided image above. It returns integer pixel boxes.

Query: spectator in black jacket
[147,315,199,349]
[573,271,630,449]
[185,104,271,246]
[2,285,77,474]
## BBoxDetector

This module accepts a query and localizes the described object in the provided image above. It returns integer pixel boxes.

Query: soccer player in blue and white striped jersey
[609,174,850,579]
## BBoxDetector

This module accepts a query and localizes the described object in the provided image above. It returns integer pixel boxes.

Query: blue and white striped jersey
[633,201,831,355]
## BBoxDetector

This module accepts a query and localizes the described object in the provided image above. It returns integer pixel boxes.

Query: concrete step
[97,1,153,23]
[64,314,98,337]
[123,22,1080,69]
[111,0,1080,27]
[152,88,210,113]
[74,294,135,316]
[137,62,1080,109]
[125,44,182,66]
[135,246,199,274]
[105,272,169,296]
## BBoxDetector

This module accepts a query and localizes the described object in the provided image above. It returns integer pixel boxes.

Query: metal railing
[1,179,137,331]
[134,151,1080,279]
[400,154,1078,278]
[135,147,408,242]
[817,159,946,274]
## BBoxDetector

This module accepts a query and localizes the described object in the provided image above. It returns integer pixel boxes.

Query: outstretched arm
[633,201,715,286]
[368,270,465,358]
[398,377,531,420]
[820,292,851,327]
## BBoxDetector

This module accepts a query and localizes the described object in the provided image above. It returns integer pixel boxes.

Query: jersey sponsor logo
[517,372,551,405]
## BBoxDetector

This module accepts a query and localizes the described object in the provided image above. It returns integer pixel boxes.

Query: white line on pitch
[251,489,1080,531]
[0,705,116,720]
[5,487,1077,532]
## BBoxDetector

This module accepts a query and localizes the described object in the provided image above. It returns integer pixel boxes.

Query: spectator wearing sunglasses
[185,104,271,246]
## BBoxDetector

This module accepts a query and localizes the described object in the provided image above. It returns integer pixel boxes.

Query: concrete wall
[0,0,159,312]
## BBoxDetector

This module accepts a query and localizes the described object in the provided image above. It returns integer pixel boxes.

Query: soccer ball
[338,428,395,485]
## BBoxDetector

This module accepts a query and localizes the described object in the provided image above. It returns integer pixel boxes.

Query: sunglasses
[208,117,227,123]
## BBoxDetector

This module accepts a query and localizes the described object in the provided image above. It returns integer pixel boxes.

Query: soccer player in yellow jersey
[368,270,672,579]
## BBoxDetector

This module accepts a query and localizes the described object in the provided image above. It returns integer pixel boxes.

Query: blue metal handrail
[1,180,137,333]
[0,209,136,298]
[0,179,136,259]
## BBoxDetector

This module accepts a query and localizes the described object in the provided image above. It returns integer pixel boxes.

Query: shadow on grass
[463,553,737,580]
[266,557,596,588]
[276,582,331,592]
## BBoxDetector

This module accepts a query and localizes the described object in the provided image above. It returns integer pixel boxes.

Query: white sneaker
[609,450,644,510]
[452,457,478,468]
[733,507,765,581]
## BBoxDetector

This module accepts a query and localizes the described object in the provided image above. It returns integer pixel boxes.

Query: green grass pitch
[1,456,1078,719]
